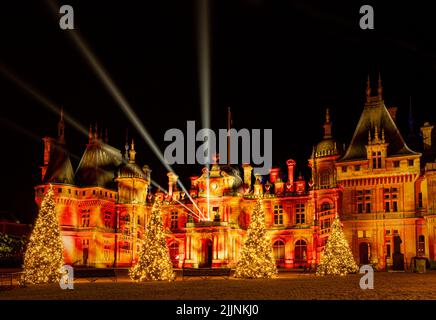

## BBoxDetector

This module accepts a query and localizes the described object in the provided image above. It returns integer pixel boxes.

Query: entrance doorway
[359,242,369,264]
[200,239,213,268]
[83,247,89,266]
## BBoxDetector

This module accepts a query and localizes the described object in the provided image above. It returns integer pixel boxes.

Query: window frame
[273,204,284,225]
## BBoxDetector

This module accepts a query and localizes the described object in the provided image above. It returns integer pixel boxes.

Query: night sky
[1,1,435,223]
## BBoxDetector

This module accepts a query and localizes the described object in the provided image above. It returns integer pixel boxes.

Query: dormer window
[372,151,382,169]
[366,126,388,170]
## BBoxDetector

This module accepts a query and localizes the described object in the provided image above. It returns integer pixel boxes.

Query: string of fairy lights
[129,199,175,281]
[234,198,278,279]
[22,188,358,283]
[21,185,65,284]
[316,215,359,276]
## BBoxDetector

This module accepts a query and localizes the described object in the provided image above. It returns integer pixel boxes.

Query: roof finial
[377,72,383,99]
[58,107,65,142]
[368,129,372,143]
[366,74,371,100]
[374,125,379,142]
[94,123,98,140]
[129,138,136,163]
[88,124,93,143]
[124,129,129,160]
[381,128,385,143]
[323,108,332,138]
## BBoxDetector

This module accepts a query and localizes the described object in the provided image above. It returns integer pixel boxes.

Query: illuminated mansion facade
[35,79,436,270]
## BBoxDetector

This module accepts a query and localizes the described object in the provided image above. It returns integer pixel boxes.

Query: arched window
[169,242,179,263]
[321,202,331,211]
[294,240,307,262]
[273,240,285,261]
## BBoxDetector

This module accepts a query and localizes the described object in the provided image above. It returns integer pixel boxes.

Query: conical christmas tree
[22,184,65,284]
[316,214,358,276]
[235,198,278,279]
[130,199,175,281]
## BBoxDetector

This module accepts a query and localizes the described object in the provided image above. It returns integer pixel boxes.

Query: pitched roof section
[340,97,419,162]
[42,141,75,185]
[75,141,123,189]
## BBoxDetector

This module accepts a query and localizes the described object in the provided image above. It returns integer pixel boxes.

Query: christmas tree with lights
[316,214,358,276]
[22,184,65,284]
[235,198,277,279]
[130,199,175,281]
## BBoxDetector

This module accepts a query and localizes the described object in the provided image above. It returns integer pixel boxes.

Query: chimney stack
[421,122,434,151]
[269,167,280,183]
[286,159,296,184]
[242,163,253,191]
[167,172,178,196]
[254,173,263,196]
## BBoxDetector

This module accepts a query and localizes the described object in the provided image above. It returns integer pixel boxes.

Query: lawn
[1,271,436,300]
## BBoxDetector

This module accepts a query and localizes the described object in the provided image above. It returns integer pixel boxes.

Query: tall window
[273,240,285,261]
[104,212,111,228]
[417,235,425,256]
[366,203,371,213]
[321,218,331,230]
[386,240,391,258]
[81,210,90,227]
[372,151,382,169]
[418,192,423,208]
[385,202,390,213]
[320,171,330,188]
[294,240,307,262]
[296,203,305,224]
[171,211,179,229]
[274,204,284,225]
[103,240,110,261]
[357,190,372,213]
[384,188,399,213]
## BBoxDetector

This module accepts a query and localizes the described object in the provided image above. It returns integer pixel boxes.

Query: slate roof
[340,97,419,162]
[117,162,148,180]
[42,140,75,185]
[75,141,123,189]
